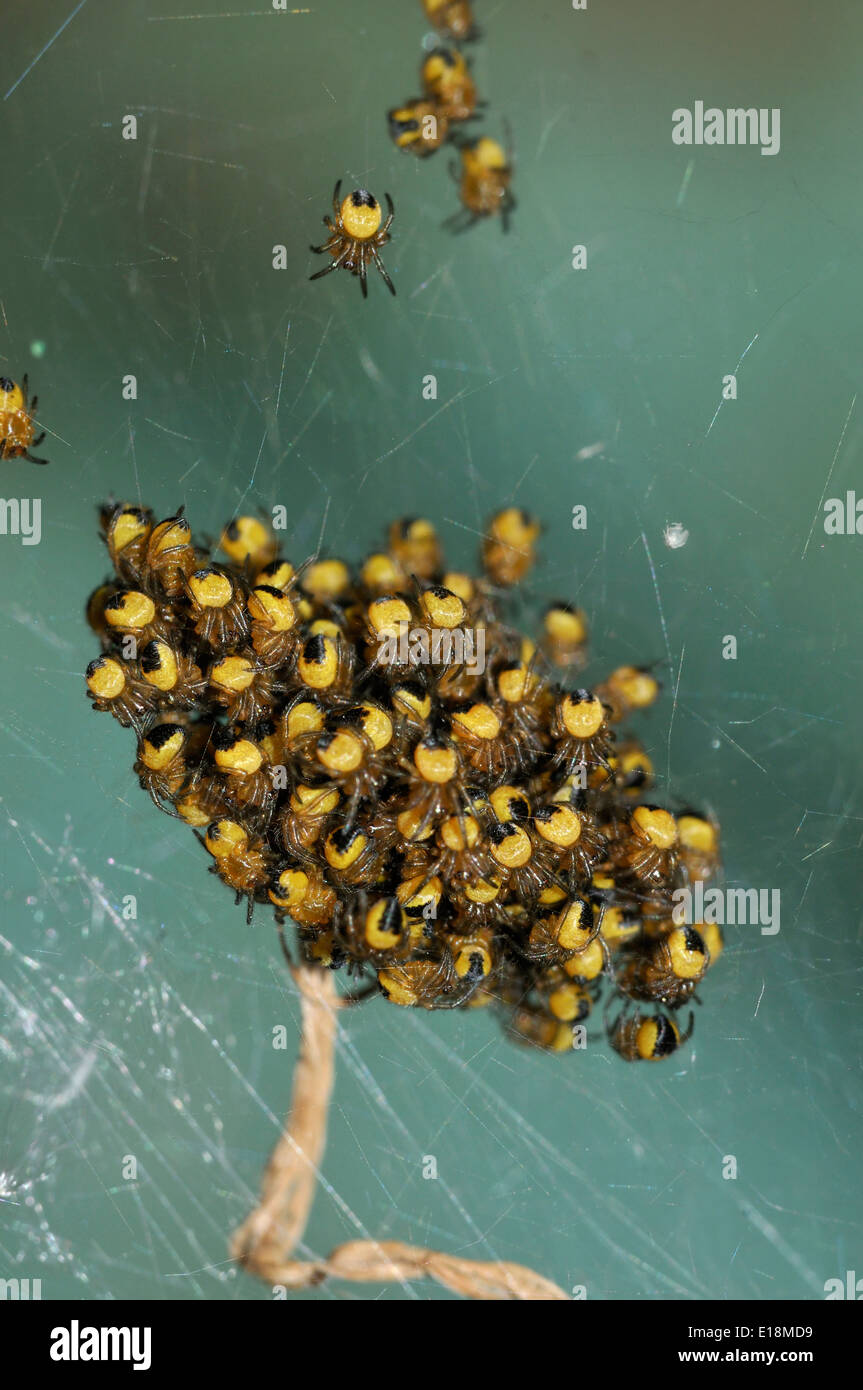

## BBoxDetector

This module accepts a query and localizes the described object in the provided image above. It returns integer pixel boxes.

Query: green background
[1,0,861,1301]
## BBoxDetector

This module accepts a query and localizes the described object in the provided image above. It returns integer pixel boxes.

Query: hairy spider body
[612,805,680,888]
[541,790,608,885]
[485,818,566,906]
[279,781,342,859]
[484,659,551,773]
[212,729,278,824]
[598,739,655,801]
[144,512,199,598]
[612,926,709,1010]
[207,653,278,726]
[549,689,615,778]
[389,99,450,157]
[506,1003,581,1053]
[608,1007,693,1062]
[175,768,231,829]
[332,894,412,968]
[310,183,396,298]
[322,817,397,889]
[85,655,157,731]
[378,929,492,1010]
[534,970,594,1027]
[481,508,538,585]
[246,584,302,669]
[135,723,189,810]
[388,517,443,582]
[423,0,478,42]
[268,862,337,929]
[541,602,589,669]
[517,895,599,969]
[293,631,356,705]
[100,503,154,585]
[204,819,272,923]
[561,934,609,986]
[448,136,515,232]
[419,811,495,898]
[138,639,207,710]
[219,515,277,573]
[422,47,478,123]
[677,811,721,884]
[187,568,250,651]
[595,665,661,724]
[102,588,179,649]
[0,375,47,465]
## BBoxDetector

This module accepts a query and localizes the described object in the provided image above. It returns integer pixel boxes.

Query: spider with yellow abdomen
[422,48,478,124]
[0,376,48,465]
[447,134,516,233]
[310,182,396,298]
[422,0,478,42]
[203,818,273,923]
[388,99,450,158]
[608,1007,694,1062]
[612,925,709,1011]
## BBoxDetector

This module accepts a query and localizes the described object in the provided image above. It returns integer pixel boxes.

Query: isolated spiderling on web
[84,503,724,1059]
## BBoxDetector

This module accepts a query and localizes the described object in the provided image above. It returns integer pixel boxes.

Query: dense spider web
[1,0,861,1301]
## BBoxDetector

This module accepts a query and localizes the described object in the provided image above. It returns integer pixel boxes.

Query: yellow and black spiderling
[83,503,725,1059]
[421,47,478,124]
[422,0,478,43]
[0,375,48,465]
[388,99,450,157]
[447,135,516,232]
[310,182,396,298]
[608,1009,694,1062]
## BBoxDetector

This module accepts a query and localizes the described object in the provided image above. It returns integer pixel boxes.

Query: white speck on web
[663,521,689,549]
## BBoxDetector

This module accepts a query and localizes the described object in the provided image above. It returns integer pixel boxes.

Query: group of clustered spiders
[311,1,514,298]
[84,502,724,1061]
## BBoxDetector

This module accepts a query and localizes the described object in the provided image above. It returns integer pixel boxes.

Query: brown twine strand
[230,963,569,1300]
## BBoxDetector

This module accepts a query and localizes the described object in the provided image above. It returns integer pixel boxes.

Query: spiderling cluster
[84,502,724,1059]
[386,6,515,233]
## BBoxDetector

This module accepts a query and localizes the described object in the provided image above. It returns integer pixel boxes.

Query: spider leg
[359,244,369,299]
[276,922,295,970]
[31,430,45,446]
[430,976,481,1010]
[342,784,364,830]
[310,233,340,253]
[407,789,441,844]
[340,979,379,1006]
[503,117,515,168]
[309,244,350,281]
[21,374,28,396]
[24,452,48,466]
[381,193,395,233]
[331,179,342,216]
[371,246,396,295]
[443,208,478,234]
